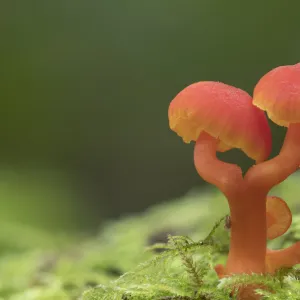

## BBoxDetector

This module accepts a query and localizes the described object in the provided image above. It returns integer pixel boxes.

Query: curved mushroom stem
[194,132,243,198]
[194,132,267,275]
[245,123,300,192]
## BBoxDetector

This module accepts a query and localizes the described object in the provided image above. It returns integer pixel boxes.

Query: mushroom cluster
[168,63,300,284]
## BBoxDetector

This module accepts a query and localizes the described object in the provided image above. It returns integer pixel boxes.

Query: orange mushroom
[168,69,300,297]
[253,63,300,127]
[168,81,272,276]
[246,63,300,190]
[244,63,300,276]
[266,196,292,240]
[169,81,271,164]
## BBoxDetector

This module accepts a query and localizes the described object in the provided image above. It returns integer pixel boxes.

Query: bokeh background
[1,1,300,233]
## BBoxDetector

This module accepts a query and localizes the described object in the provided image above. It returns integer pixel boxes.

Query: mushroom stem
[194,132,267,274]
[193,132,243,198]
[245,123,300,192]
[225,188,267,275]
[266,242,300,273]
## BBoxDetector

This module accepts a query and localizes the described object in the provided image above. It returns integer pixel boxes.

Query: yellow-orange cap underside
[253,63,300,126]
[168,81,271,162]
[266,196,292,240]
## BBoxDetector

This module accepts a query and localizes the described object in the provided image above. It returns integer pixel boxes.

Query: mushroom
[168,68,300,298]
[168,81,271,197]
[246,63,300,190]
[168,81,272,276]
[248,63,300,274]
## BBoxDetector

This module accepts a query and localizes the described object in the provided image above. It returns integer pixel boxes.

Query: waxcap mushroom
[168,81,271,162]
[253,63,300,126]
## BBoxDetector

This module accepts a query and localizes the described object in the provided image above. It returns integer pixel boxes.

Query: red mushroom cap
[168,81,271,162]
[253,63,300,126]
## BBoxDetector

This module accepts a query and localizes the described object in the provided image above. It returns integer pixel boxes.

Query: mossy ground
[1,172,300,299]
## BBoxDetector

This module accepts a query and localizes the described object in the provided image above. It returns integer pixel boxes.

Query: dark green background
[1,1,298,231]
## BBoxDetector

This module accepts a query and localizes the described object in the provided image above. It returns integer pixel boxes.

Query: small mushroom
[266,196,292,240]
[253,63,300,127]
[246,63,300,276]
[246,63,300,190]
[169,81,271,163]
[168,72,300,292]
[169,81,272,276]
[169,81,271,197]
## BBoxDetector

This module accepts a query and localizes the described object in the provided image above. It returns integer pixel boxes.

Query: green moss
[1,172,300,299]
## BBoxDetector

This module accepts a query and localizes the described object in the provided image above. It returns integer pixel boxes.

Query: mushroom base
[225,188,267,275]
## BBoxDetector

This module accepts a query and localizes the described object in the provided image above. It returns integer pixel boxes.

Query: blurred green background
[1,1,299,232]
